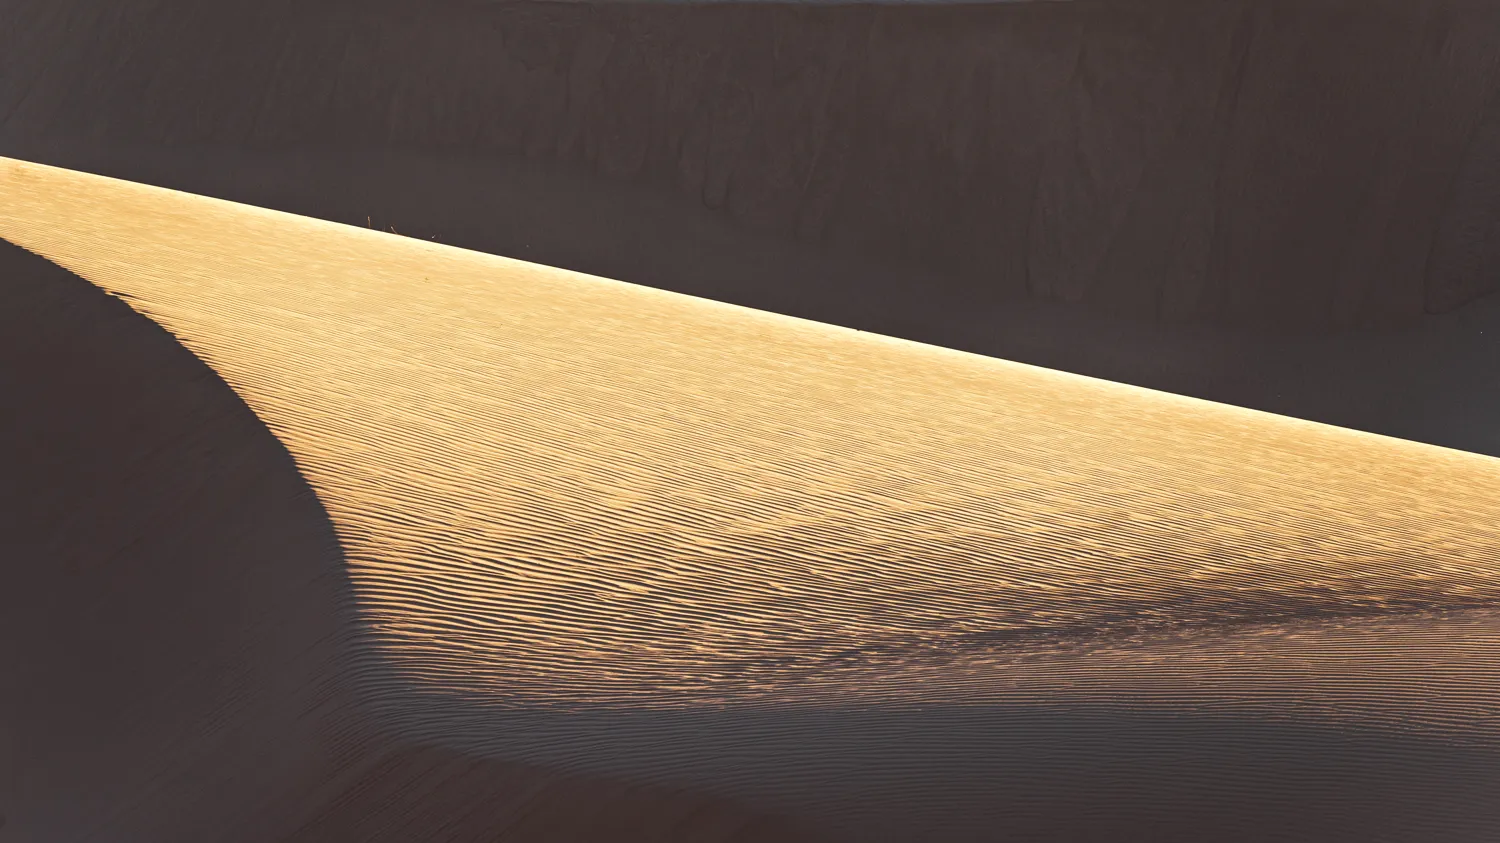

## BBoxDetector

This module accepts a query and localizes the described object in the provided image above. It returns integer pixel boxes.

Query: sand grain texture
[5,157,1500,840]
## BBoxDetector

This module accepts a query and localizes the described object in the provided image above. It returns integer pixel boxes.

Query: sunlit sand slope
[5,156,1500,840]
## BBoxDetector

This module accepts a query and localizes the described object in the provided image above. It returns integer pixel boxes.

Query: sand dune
[5,156,1500,840]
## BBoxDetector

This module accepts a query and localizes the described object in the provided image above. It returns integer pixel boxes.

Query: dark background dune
[3,0,1499,455]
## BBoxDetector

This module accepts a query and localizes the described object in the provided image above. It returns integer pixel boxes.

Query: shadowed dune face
[281,745,817,843]
[0,240,364,840]
[5,158,1500,839]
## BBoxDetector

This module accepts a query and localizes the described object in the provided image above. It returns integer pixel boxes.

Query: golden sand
[3,156,1499,716]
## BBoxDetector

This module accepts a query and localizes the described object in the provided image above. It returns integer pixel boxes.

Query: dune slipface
[4,156,1500,840]
[0,237,368,842]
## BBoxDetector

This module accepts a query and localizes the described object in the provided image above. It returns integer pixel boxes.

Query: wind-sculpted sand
[5,156,1500,840]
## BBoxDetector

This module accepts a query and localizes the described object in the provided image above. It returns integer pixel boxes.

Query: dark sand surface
[0,239,369,841]
[4,0,1500,455]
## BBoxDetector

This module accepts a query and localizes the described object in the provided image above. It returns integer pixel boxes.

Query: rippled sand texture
[5,155,1500,840]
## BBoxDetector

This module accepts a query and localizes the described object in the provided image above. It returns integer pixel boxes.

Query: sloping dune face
[6,156,1500,840]
[0,238,366,841]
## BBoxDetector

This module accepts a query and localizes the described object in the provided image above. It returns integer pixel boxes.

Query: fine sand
[5,157,1500,840]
